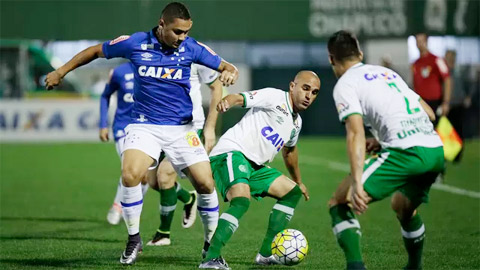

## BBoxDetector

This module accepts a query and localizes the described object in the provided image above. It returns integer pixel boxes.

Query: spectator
[444,50,470,162]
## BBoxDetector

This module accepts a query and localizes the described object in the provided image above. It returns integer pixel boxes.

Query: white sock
[197,189,219,242]
[113,177,122,205]
[121,182,143,235]
[141,183,149,197]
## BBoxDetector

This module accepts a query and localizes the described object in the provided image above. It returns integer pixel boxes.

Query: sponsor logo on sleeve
[336,103,350,114]
[197,41,217,55]
[109,35,130,45]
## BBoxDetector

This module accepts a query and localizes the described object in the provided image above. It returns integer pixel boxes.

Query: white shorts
[115,136,126,158]
[122,123,209,174]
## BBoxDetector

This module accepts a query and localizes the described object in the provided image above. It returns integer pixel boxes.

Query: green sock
[175,182,191,204]
[259,185,302,257]
[401,214,425,270]
[330,204,364,268]
[159,186,177,234]
[205,196,250,261]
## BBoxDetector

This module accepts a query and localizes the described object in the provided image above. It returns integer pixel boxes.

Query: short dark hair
[415,32,428,38]
[161,2,191,23]
[327,30,361,62]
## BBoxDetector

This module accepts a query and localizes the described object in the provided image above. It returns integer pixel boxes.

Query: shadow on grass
[0,258,120,269]
[0,216,103,223]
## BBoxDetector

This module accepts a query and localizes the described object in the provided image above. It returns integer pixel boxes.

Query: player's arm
[216,93,244,113]
[282,146,309,201]
[345,114,369,214]
[217,60,239,87]
[45,44,105,90]
[441,76,452,116]
[419,98,436,122]
[99,70,117,142]
[203,79,223,153]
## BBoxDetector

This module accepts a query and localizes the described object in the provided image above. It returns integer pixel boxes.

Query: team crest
[186,132,201,147]
[238,165,247,173]
[421,66,431,78]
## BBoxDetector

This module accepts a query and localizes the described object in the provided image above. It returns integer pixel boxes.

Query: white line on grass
[299,155,480,199]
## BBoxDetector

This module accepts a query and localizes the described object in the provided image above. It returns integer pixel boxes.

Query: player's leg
[119,125,162,265]
[107,136,149,225]
[147,158,179,246]
[391,192,424,270]
[206,183,250,258]
[163,126,219,256]
[256,175,302,265]
[200,151,253,269]
[392,146,444,270]
[183,161,219,252]
[328,175,366,270]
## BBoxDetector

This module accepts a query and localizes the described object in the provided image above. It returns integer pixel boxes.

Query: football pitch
[1,138,479,270]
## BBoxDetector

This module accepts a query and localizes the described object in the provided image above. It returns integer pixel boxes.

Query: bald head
[294,70,320,85]
[289,70,321,112]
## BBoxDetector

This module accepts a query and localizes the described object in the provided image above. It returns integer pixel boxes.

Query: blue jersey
[102,27,222,125]
[99,62,135,141]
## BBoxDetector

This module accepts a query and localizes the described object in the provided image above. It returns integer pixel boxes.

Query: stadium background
[0,0,479,269]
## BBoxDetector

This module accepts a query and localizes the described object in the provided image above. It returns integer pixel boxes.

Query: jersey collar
[285,91,297,118]
[149,27,182,54]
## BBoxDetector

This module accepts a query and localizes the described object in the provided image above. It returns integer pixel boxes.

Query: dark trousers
[448,105,465,162]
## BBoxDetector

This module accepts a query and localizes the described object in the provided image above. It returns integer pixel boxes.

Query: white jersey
[210,88,302,165]
[333,63,443,149]
[190,64,219,130]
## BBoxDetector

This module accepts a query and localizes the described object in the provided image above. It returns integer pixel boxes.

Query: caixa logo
[138,66,183,79]
[261,126,285,152]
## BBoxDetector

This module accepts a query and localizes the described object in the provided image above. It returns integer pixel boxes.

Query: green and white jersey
[333,63,443,149]
[190,64,219,130]
[210,88,302,165]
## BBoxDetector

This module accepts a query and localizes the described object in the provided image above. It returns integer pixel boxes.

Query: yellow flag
[435,116,463,161]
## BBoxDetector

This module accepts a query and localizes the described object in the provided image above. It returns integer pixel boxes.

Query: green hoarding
[1,0,478,41]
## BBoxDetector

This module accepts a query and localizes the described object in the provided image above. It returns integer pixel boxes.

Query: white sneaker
[107,203,122,225]
[146,232,171,246]
[182,191,198,228]
[254,253,280,265]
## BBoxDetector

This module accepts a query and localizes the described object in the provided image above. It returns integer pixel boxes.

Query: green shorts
[210,151,283,201]
[363,146,444,206]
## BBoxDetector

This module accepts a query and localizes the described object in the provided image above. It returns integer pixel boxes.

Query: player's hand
[219,70,238,87]
[299,183,310,201]
[45,70,63,90]
[351,182,369,214]
[203,128,216,154]
[365,138,381,154]
[99,128,109,142]
[440,102,450,116]
[217,98,230,113]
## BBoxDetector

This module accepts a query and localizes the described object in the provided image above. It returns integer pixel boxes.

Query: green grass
[0,138,479,270]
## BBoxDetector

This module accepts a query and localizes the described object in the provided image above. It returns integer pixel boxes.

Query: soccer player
[327,30,444,270]
[199,71,320,270]
[145,63,223,246]
[102,63,222,231]
[45,2,238,265]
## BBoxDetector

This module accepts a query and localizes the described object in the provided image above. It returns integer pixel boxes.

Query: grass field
[1,138,479,270]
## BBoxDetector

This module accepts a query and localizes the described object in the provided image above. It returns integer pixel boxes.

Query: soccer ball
[271,229,308,265]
